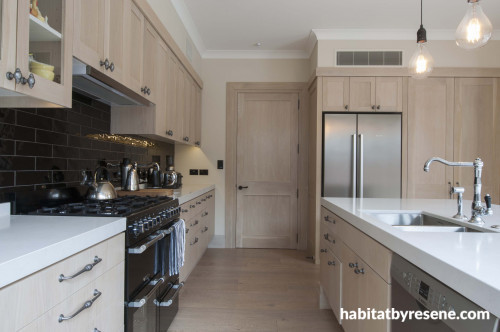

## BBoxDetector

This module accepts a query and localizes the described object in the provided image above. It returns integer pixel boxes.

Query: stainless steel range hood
[72,58,151,107]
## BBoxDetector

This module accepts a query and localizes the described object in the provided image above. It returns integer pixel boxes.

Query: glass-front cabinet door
[15,0,73,107]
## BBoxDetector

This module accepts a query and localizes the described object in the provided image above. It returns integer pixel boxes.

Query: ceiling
[172,0,500,58]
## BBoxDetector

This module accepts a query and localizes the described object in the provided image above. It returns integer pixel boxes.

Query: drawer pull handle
[190,237,199,245]
[154,282,184,307]
[186,228,190,234]
[59,256,102,282]
[201,226,208,233]
[202,212,208,217]
[320,248,327,253]
[354,268,365,275]
[127,278,165,308]
[128,229,172,254]
[328,261,336,266]
[181,209,188,213]
[190,220,199,227]
[196,201,201,205]
[348,262,358,268]
[59,289,101,322]
[201,198,206,202]
[324,216,336,224]
[190,204,196,208]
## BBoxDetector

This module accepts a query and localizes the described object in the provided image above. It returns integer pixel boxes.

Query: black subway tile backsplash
[17,111,53,130]
[0,94,174,193]
[0,123,36,141]
[16,141,52,157]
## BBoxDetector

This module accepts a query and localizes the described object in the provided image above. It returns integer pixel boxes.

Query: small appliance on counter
[163,156,182,189]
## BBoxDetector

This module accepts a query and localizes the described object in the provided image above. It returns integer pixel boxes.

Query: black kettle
[148,163,162,188]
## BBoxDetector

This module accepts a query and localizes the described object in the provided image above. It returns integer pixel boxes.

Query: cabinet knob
[26,74,35,89]
[371,105,376,110]
[109,62,115,72]
[348,262,358,268]
[100,58,110,69]
[195,141,201,146]
[376,105,381,110]
[184,136,190,142]
[166,130,174,136]
[328,261,336,266]
[354,268,365,275]
[320,248,327,253]
[344,105,349,111]
[141,86,148,94]
[6,68,23,84]
[147,88,151,95]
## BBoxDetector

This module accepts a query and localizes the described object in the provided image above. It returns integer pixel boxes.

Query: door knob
[238,186,248,190]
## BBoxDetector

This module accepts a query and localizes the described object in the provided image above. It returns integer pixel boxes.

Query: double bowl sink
[364,211,487,233]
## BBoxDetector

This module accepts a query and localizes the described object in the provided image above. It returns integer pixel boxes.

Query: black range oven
[13,189,183,332]
[125,197,184,332]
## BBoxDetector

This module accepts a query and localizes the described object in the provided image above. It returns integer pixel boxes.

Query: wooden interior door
[236,92,299,248]
[407,78,454,198]
[454,78,498,203]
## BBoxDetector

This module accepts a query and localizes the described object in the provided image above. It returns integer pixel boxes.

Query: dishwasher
[391,254,500,332]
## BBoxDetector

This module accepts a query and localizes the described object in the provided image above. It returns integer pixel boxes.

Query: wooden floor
[168,249,343,332]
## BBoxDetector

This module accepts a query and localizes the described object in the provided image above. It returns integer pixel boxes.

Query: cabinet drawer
[320,221,341,256]
[338,217,392,283]
[321,207,342,234]
[19,261,124,332]
[180,199,197,221]
[0,233,124,331]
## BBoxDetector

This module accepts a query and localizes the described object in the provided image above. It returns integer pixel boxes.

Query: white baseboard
[208,235,225,248]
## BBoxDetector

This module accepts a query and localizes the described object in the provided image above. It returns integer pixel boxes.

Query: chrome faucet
[423,157,493,224]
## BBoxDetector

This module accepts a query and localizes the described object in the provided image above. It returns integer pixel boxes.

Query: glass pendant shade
[455,1,493,49]
[409,43,434,79]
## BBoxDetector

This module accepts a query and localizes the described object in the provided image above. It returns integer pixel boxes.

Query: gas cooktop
[31,195,173,217]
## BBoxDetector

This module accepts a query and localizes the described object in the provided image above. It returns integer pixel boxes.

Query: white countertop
[321,197,500,317]
[173,184,215,204]
[0,202,125,289]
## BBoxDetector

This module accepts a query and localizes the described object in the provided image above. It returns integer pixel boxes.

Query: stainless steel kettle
[163,166,177,188]
[148,163,162,188]
[85,167,117,200]
[124,162,140,191]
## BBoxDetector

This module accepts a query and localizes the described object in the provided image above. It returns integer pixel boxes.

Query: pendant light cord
[420,0,423,26]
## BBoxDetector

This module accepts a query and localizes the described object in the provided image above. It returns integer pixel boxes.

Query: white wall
[174,59,310,246]
[317,40,500,68]
[146,0,202,74]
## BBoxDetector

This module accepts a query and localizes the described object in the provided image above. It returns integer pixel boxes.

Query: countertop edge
[175,184,215,205]
[0,217,126,289]
[320,198,500,318]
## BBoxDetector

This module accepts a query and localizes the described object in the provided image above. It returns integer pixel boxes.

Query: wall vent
[336,51,403,66]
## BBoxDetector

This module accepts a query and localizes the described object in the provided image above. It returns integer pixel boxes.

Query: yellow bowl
[29,61,55,72]
[31,68,55,81]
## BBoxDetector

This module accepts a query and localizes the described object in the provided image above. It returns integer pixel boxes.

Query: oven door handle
[127,227,173,254]
[153,282,184,307]
[127,277,166,308]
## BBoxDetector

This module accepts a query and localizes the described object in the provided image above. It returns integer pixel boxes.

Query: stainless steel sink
[365,211,486,232]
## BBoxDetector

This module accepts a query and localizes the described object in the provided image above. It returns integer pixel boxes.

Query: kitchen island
[322,197,500,318]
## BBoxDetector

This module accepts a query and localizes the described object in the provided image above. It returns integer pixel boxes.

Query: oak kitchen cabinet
[322,76,402,112]
[0,0,73,108]
[180,190,215,282]
[407,77,500,203]
[73,0,125,83]
[0,234,124,332]
[320,207,391,332]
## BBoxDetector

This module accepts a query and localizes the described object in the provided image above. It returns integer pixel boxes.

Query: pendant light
[409,0,434,79]
[455,0,492,49]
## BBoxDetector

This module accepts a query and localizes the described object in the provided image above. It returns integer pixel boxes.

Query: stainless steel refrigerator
[322,113,401,198]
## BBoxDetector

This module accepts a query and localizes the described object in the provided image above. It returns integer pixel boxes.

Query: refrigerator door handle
[352,134,357,198]
[359,134,364,198]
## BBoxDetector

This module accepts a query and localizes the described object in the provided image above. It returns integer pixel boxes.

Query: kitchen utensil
[148,163,162,188]
[86,167,117,200]
[124,162,140,191]
[163,166,177,188]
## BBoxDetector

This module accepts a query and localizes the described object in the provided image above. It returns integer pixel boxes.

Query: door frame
[225,82,309,249]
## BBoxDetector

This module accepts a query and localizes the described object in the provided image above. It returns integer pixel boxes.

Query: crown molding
[170,0,206,55]
[203,50,310,59]
[312,28,500,41]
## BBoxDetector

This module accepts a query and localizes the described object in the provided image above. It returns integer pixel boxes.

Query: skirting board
[208,235,225,248]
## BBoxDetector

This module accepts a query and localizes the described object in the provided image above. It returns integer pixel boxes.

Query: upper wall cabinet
[323,76,402,113]
[0,0,73,108]
[74,0,125,82]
